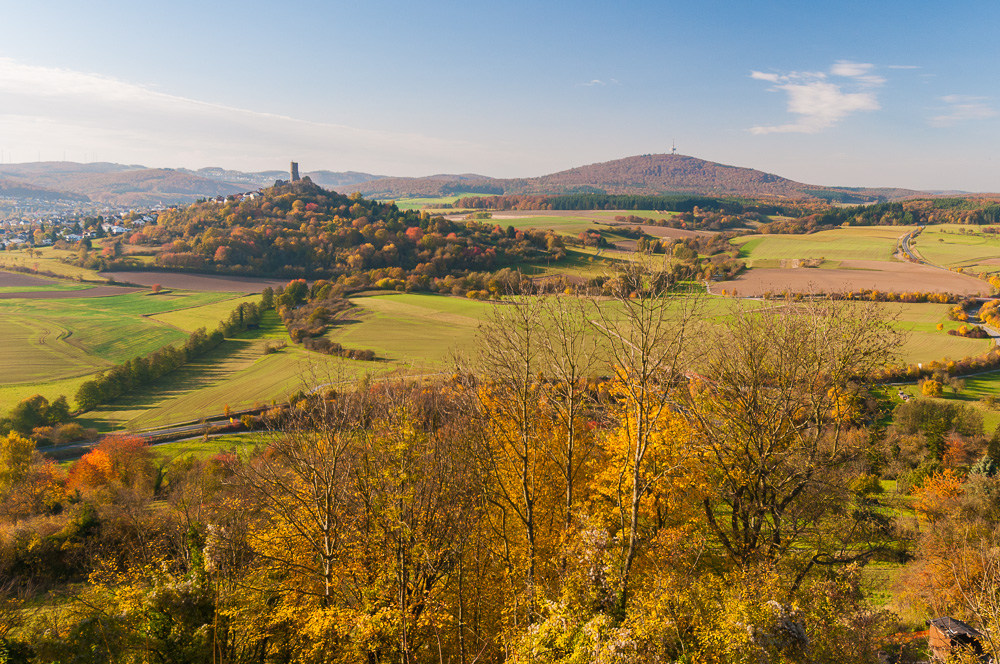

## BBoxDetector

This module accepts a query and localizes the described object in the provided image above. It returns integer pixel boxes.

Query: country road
[899,229,923,263]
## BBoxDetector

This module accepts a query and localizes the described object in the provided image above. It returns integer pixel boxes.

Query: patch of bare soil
[101,271,291,292]
[713,260,991,296]
[0,271,65,288]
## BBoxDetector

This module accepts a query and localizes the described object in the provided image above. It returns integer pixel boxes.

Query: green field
[75,310,393,431]
[733,226,909,264]
[520,246,628,279]
[0,247,104,280]
[3,274,999,435]
[913,225,1000,275]
[151,294,262,331]
[0,281,90,293]
[492,215,607,236]
[898,372,1000,435]
[331,293,491,369]
[153,432,272,462]
[0,290,250,411]
[889,302,992,364]
[335,293,983,372]
[386,193,487,210]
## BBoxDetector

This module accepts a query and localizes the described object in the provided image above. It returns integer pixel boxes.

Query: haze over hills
[181,167,384,191]
[0,162,389,207]
[0,162,248,207]
[0,176,90,203]
[0,154,939,208]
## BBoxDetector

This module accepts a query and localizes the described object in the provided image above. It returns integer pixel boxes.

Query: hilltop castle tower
[290,161,300,181]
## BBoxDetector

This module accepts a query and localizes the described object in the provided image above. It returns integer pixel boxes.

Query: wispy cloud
[930,95,998,127]
[749,61,883,135]
[580,78,619,87]
[0,58,479,172]
[887,64,921,70]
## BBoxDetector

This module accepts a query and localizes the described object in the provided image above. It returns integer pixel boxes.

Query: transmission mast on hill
[671,140,677,155]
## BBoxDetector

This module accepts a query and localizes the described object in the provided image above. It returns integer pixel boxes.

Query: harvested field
[100,271,291,292]
[0,270,133,298]
[443,210,712,240]
[712,260,990,297]
[0,271,73,289]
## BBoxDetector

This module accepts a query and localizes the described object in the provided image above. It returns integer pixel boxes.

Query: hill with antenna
[355,153,922,203]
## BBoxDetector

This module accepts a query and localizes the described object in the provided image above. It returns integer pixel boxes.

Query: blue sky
[0,0,997,190]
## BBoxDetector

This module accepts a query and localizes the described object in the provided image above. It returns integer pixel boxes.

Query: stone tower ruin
[290,161,300,181]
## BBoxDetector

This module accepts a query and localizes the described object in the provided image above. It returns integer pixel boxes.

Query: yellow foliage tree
[913,469,965,523]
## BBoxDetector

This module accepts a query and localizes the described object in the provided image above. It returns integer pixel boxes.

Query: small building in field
[928,617,987,662]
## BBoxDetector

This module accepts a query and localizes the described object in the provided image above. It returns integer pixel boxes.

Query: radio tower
[671,140,677,155]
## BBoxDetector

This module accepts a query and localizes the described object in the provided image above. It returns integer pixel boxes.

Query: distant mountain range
[0,154,934,207]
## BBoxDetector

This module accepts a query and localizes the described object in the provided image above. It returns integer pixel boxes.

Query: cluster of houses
[0,211,158,250]
[205,190,262,205]
[1,185,265,250]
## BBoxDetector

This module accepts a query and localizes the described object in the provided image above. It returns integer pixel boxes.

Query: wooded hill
[116,178,565,283]
[355,153,924,203]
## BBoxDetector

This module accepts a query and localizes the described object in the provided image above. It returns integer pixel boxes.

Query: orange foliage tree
[913,469,966,523]
[67,434,155,494]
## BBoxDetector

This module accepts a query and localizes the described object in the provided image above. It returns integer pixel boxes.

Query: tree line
[75,296,271,411]
[273,279,378,361]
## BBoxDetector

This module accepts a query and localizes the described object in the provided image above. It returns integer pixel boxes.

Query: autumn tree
[590,260,702,614]
[471,291,550,612]
[537,293,602,532]
[687,298,901,585]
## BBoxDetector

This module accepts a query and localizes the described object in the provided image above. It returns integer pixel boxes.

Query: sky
[0,0,997,190]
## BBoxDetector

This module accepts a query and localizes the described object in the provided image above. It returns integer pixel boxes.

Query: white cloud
[831,60,884,87]
[830,61,871,78]
[887,64,921,70]
[750,61,883,135]
[930,95,998,127]
[0,58,479,172]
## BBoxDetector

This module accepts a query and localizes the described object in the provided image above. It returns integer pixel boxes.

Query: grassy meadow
[733,226,909,265]
[387,193,484,210]
[0,289,255,411]
[0,246,104,280]
[74,309,394,432]
[912,224,1000,274]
